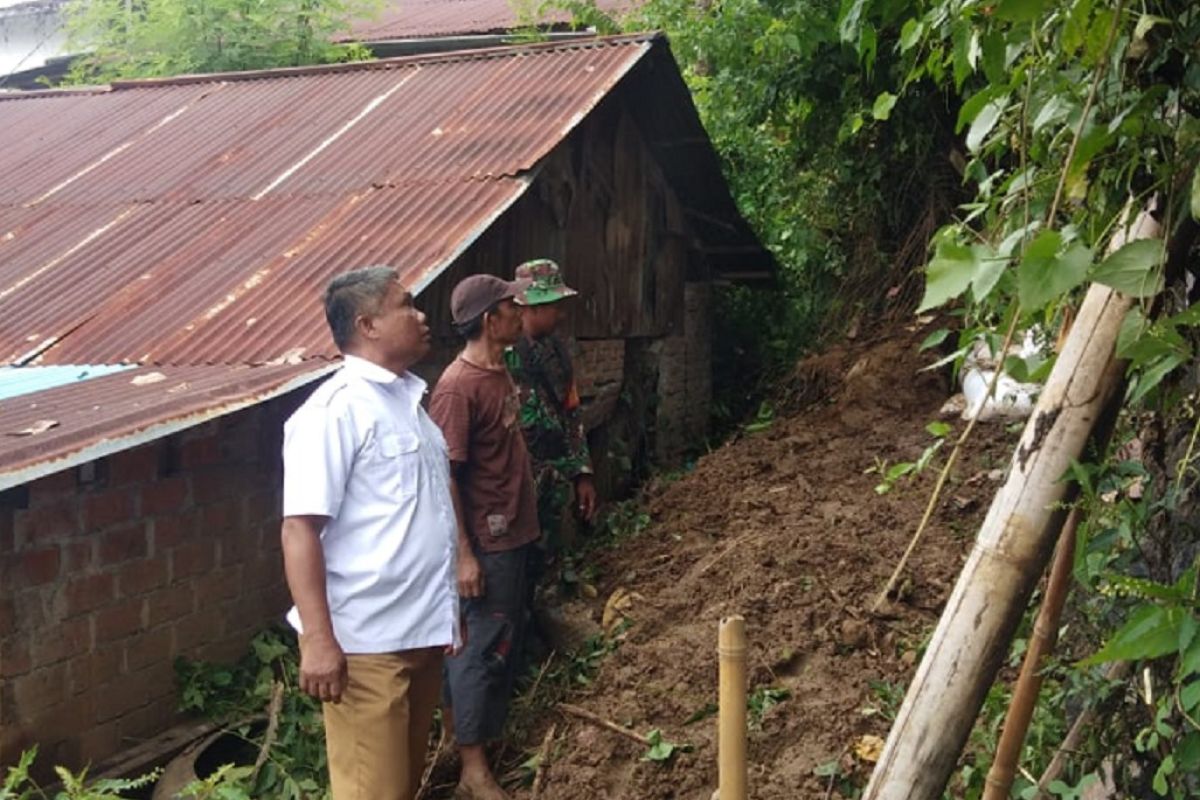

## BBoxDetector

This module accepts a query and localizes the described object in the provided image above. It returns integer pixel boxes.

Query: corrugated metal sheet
[0,37,653,367]
[349,0,638,41]
[0,364,134,401]
[0,36,663,481]
[0,362,333,490]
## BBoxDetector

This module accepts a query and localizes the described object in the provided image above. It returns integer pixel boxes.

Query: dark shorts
[443,544,531,745]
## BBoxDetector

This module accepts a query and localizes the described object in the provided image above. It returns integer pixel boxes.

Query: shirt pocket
[364,429,422,497]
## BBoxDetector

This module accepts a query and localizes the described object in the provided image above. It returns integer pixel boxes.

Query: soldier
[507,259,598,571]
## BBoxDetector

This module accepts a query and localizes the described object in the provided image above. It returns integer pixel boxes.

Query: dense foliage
[62,0,379,82]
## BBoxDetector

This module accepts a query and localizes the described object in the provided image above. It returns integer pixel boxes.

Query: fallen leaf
[853,734,885,763]
[131,372,167,386]
[8,419,58,437]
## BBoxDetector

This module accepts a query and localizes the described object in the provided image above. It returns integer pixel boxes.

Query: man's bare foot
[454,774,510,800]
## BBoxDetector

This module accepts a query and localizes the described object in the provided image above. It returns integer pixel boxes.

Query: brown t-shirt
[428,356,540,553]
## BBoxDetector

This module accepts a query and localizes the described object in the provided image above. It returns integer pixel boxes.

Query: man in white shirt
[280,266,459,800]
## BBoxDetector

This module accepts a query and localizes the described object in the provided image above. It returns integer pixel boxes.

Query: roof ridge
[96,31,660,91]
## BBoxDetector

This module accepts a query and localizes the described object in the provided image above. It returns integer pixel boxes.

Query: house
[0,34,773,772]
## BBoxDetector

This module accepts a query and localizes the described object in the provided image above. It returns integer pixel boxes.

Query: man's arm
[281,514,347,702]
[449,464,484,598]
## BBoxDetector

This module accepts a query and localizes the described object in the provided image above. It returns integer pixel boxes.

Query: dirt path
[496,323,1017,799]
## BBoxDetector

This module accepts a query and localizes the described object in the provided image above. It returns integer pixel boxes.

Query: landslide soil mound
[511,322,1017,799]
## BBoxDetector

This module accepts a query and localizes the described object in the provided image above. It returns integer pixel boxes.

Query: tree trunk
[862,209,1161,799]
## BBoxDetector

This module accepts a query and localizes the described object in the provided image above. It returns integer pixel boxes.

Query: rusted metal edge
[0,362,335,493]
[104,32,661,90]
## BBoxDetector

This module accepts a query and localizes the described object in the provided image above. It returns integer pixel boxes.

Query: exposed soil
[453,320,1020,799]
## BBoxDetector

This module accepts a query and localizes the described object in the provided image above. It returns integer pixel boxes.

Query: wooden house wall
[420,91,693,341]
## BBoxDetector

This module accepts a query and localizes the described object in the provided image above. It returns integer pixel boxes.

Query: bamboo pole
[862,209,1161,800]
[982,507,1081,800]
[718,615,748,800]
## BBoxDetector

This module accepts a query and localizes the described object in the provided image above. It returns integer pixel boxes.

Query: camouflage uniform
[505,259,593,554]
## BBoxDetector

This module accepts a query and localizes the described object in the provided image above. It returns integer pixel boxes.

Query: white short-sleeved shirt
[282,355,458,653]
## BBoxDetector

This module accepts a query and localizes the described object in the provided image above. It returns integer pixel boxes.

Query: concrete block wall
[0,400,292,773]
[656,282,712,463]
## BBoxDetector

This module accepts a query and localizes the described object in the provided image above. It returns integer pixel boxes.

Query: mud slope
[523,323,1017,799]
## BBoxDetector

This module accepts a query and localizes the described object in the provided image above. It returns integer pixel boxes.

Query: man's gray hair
[323,266,399,351]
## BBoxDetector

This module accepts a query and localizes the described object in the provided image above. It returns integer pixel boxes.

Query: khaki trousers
[322,647,443,800]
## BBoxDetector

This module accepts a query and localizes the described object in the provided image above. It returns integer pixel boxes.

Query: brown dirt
[479,322,1017,799]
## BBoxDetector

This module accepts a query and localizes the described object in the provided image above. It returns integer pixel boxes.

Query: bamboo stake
[862,208,1161,800]
[718,615,748,800]
[982,506,1081,800]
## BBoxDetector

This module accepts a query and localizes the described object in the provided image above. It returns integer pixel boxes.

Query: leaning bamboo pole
[862,209,1161,799]
[717,615,748,800]
[982,507,1081,800]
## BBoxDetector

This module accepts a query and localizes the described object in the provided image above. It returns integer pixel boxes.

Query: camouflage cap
[514,259,578,306]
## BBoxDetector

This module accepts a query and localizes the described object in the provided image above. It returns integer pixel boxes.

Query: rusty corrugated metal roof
[349,0,638,41]
[0,362,333,491]
[0,36,654,368]
[0,36,657,482]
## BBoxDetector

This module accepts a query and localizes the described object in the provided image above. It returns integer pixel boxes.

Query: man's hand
[575,475,598,522]
[458,551,485,598]
[299,632,347,703]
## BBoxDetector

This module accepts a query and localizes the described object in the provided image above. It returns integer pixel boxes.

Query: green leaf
[1092,239,1165,298]
[1152,754,1173,795]
[918,242,977,312]
[1128,353,1187,405]
[926,421,952,438]
[1134,14,1168,40]
[957,87,1006,133]
[1184,637,1200,676]
[1032,95,1072,134]
[1017,231,1090,310]
[837,0,867,45]
[980,31,1006,85]
[995,0,1047,23]
[1181,680,1200,712]
[1079,605,1187,665]
[971,251,1007,302]
[1177,732,1200,771]
[899,18,924,52]
[966,98,1005,152]
[919,328,950,352]
[872,92,898,121]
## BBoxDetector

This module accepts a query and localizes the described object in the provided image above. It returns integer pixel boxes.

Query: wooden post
[862,209,1161,800]
[718,615,748,800]
[982,507,1081,800]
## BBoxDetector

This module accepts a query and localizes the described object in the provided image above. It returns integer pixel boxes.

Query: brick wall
[0,398,294,773]
[656,282,713,463]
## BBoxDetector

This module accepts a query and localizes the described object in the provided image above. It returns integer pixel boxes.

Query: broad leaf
[899,18,924,52]
[1177,732,1200,771]
[918,242,976,312]
[957,87,1007,133]
[1080,605,1187,665]
[995,0,1047,22]
[966,98,1005,152]
[1128,352,1187,405]
[1092,239,1165,298]
[919,328,950,352]
[872,92,898,121]
[1017,231,1090,310]
[971,248,1007,302]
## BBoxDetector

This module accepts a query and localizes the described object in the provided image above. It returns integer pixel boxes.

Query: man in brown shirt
[428,273,537,800]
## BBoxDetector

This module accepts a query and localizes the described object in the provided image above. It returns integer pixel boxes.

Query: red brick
[124,626,172,672]
[241,490,280,527]
[19,547,60,586]
[27,470,77,507]
[30,616,90,668]
[66,649,123,697]
[63,540,94,571]
[140,477,190,516]
[147,583,194,626]
[107,446,160,486]
[193,567,243,606]
[84,489,136,531]
[151,515,194,553]
[12,661,67,710]
[180,437,220,469]
[0,596,12,637]
[13,505,79,545]
[77,720,120,765]
[98,523,149,566]
[62,572,115,616]
[117,694,178,744]
[171,540,215,579]
[119,558,168,597]
[200,502,235,533]
[0,637,32,678]
[174,613,221,653]
[220,525,261,566]
[11,589,47,630]
[94,598,144,643]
